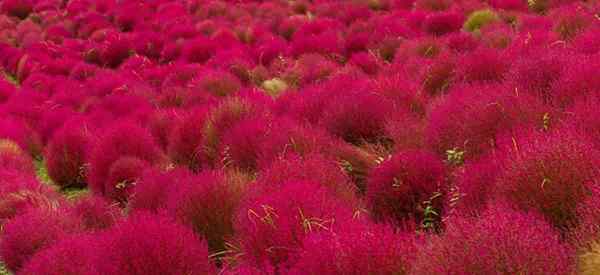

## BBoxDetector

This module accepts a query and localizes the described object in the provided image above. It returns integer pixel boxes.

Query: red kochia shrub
[104,156,149,204]
[189,70,242,97]
[181,36,217,64]
[0,169,61,224]
[551,4,594,41]
[412,203,575,274]
[564,96,600,150]
[320,88,394,143]
[423,12,464,36]
[0,208,80,273]
[506,50,565,103]
[287,221,419,275]
[366,150,447,228]
[129,167,193,213]
[289,19,343,57]
[573,183,600,245]
[372,73,425,115]
[258,153,358,204]
[571,27,600,55]
[87,121,163,198]
[217,115,272,171]
[19,234,102,275]
[0,139,34,175]
[167,170,246,253]
[489,0,528,11]
[44,118,92,188]
[253,118,337,169]
[95,212,216,275]
[167,108,209,172]
[448,156,502,218]
[495,128,600,232]
[0,79,16,103]
[425,84,548,160]
[0,117,41,157]
[202,97,258,167]
[455,47,510,83]
[68,195,120,231]
[100,34,133,68]
[549,55,600,108]
[1,0,33,19]
[234,180,356,270]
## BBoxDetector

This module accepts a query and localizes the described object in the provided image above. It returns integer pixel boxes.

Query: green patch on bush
[464,9,499,32]
[0,262,11,275]
[34,159,53,186]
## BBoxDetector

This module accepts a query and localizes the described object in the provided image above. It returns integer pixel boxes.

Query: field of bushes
[0,0,599,274]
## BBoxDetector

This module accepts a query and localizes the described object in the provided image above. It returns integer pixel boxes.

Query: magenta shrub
[95,212,216,275]
[0,169,61,224]
[287,221,419,275]
[0,1,597,273]
[88,121,163,198]
[129,168,192,213]
[0,208,80,272]
[104,156,149,204]
[412,203,575,274]
[44,118,91,188]
[425,84,549,160]
[0,139,34,175]
[495,128,600,231]
[166,170,246,253]
[455,47,510,83]
[366,150,447,228]
[167,108,209,171]
[68,195,120,231]
[234,180,356,270]
[258,153,358,204]
[320,87,394,143]
[19,234,102,275]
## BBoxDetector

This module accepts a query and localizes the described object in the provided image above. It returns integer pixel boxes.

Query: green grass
[63,188,90,200]
[0,262,11,275]
[0,160,87,275]
[464,9,499,32]
[2,73,17,86]
[34,158,89,200]
[34,159,53,186]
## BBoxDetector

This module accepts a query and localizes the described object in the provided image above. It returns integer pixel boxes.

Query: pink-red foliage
[413,203,575,274]
[44,118,92,188]
[366,150,447,228]
[234,180,356,270]
[19,234,102,275]
[96,212,216,275]
[87,121,163,198]
[495,128,600,231]
[0,208,80,273]
[167,170,246,253]
[287,221,419,275]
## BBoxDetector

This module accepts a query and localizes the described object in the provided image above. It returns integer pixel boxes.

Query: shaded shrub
[234,180,356,270]
[366,150,447,228]
[0,208,80,273]
[96,212,217,275]
[412,203,575,274]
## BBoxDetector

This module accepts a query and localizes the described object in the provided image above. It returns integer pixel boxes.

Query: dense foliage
[0,0,598,274]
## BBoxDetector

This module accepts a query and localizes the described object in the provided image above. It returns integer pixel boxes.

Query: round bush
[412,203,575,274]
[0,208,80,273]
[88,121,163,198]
[167,170,246,253]
[234,180,356,269]
[495,128,600,231]
[366,150,447,228]
[96,212,216,275]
